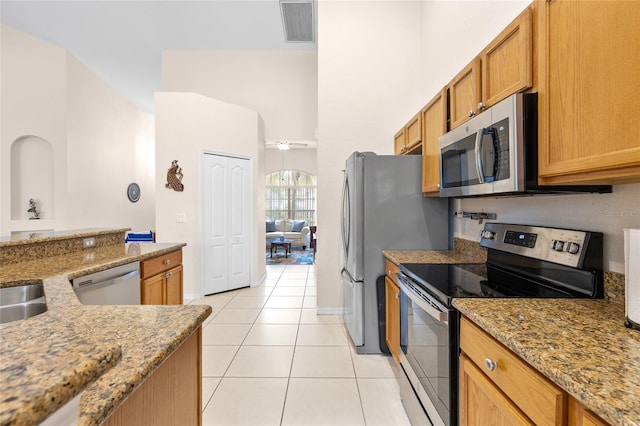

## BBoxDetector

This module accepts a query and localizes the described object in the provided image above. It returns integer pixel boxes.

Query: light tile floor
[190,264,411,426]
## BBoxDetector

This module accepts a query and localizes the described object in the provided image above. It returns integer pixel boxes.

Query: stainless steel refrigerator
[341,151,449,354]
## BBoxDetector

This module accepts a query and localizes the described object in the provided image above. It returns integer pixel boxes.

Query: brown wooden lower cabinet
[460,354,534,426]
[568,397,609,426]
[459,316,611,426]
[140,249,183,305]
[103,327,202,426]
[384,276,400,364]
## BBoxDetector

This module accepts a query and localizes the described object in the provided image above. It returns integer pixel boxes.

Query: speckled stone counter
[0,240,211,426]
[384,237,488,266]
[454,298,640,426]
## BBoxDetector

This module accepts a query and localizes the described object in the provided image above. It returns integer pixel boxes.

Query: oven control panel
[480,223,590,268]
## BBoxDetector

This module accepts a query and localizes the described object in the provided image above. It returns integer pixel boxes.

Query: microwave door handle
[475,128,485,183]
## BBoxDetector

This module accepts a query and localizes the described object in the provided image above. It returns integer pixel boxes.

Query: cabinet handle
[468,110,476,117]
[477,102,486,111]
[484,358,498,371]
[436,184,441,190]
[165,272,172,279]
[164,259,171,265]
[395,292,400,299]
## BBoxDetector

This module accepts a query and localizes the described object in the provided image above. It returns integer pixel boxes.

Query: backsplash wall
[453,182,640,273]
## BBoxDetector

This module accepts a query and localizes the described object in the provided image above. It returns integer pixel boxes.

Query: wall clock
[127,183,141,203]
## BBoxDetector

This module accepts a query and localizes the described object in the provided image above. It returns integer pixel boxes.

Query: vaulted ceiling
[1,1,317,114]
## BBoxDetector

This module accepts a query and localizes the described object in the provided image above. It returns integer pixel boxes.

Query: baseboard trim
[316,307,344,315]
[183,293,200,304]
[252,271,267,287]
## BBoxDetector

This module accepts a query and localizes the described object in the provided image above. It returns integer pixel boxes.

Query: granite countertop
[454,298,640,426]
[0,242,212,426]
[383,247,487,267]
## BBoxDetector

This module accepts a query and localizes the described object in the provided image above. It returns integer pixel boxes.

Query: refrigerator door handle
[341,171,350,261]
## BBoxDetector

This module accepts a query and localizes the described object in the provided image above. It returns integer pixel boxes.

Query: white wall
[1,25,68,234]
[162,50,317,144]
[155,92,265,299]
[317,1,424,311]
[65,55,155,231]
[264,148,317,175]
[454,185,640,273]
[0,25,155,236]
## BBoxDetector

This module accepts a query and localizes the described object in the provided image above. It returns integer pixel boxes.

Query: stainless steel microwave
[438,93,611,197]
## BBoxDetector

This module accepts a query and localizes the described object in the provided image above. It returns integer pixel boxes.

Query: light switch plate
[176,213,186,223]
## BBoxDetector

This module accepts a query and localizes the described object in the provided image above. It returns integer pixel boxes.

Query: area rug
[266,247,315,265]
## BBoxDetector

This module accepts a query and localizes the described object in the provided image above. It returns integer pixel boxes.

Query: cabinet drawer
[141,250,182,279]
[460,317,566,426]
[385,259,400,282]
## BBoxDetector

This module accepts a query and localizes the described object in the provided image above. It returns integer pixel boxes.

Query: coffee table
[270,239,294,258]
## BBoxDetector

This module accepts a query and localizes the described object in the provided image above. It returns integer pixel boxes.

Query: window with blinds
[266,170,316,225]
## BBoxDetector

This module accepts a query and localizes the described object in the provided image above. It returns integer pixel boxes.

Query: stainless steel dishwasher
[72,261,141,305]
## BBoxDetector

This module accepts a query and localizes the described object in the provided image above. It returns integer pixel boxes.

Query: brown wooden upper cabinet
[536,0,640,185]
[449,7,533,129]
[449,57,482,130]
[394,112,423,155]
[393,128,405,155]
[421,87,447,195]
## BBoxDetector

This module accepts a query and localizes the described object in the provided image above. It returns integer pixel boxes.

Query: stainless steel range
[395,223,604,426]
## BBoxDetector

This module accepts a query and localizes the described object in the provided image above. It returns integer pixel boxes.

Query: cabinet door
[449,57,481,129]
[481,7,532,108]
[460,354,534,426]
[404,112,422,152]
[538,0,640,184]
[568,397,609,426]
[394,128,406,155]
[142,274,165,305]
[422,87,447,195]
[165,265,183,305]
[385,276,400,364]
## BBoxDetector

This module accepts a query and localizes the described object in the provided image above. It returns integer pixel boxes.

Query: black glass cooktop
[399,263,576,307]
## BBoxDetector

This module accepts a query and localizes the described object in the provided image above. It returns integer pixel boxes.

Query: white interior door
[203,153,251,295]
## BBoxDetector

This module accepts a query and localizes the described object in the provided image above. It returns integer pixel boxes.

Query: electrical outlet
[176,213,186,223]
[83,237,96,248]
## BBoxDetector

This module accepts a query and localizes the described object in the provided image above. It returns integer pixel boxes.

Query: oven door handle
[396,273,448,325]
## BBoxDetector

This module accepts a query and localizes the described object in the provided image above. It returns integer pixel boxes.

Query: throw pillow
[266,220,276,232]
[291,220,306,233]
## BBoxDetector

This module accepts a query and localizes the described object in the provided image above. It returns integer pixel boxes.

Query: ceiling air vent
[280,0,314,43]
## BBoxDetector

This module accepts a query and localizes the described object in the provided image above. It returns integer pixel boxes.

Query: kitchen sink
[0,282,47,324]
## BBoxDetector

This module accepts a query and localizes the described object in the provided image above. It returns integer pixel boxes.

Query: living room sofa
[266,219,310,249]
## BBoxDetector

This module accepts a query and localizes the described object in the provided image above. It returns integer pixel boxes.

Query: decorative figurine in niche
[165,160,184,192]
[27,198,40,220]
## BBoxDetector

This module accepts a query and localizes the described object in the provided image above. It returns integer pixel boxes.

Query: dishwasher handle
[75,269,140,289]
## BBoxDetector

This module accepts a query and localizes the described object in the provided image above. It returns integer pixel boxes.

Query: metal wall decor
[165,160,184,192]
[127,183,141,202]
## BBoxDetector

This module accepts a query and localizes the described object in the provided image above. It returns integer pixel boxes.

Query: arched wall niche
[10,135,55,220]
